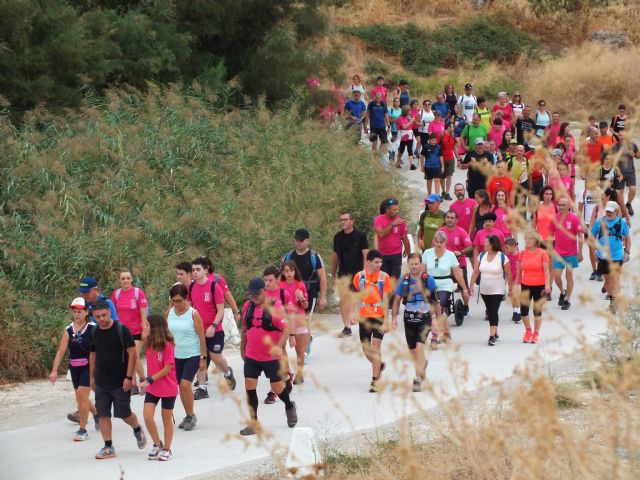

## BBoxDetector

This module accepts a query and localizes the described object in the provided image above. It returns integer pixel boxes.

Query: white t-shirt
[458,94,477,122]
[578,189,599,226]
[350,84,366,98]
[478,252,508,295]
[418,110,435,133]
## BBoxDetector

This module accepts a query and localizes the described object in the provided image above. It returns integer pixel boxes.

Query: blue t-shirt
[367,101,388,130]
[89,294,118,321]
[388,107,401,133]
[395,274,438,313]
[399,90,410,108]
[345,100,366,122]
[591,216,629,261]
[421,143,442,169]
[432,101,449,119]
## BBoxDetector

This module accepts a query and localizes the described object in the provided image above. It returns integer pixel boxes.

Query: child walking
[280,260,310,384]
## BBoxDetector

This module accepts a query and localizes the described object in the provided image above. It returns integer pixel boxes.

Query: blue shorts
[552,255,579,270]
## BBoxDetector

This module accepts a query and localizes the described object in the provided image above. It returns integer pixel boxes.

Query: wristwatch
[200,355,207,360]
[125,376,133,381]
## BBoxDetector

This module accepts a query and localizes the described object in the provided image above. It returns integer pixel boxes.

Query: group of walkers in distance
[47,77,637,462]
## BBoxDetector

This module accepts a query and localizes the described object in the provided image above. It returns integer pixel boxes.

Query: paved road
[0,161,637,480]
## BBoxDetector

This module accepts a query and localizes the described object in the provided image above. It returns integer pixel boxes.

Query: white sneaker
[158,449,172,461]
[148,443,163,460]
[73,429,89,441]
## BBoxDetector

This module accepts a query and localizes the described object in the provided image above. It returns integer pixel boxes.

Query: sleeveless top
[67,322,96,362]
[167,306,200,359]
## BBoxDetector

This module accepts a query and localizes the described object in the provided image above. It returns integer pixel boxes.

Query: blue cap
[78,275,98,293]
[425,194,442,204]
[247,277,265,296]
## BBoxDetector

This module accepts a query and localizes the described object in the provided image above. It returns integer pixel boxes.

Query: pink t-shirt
[145,342,178,398]
[436,226,472,267]
[111,288,148,335]
[396,116,414,141]
[428,120,445,137]
[550,212,583,257]
[492,206,512,237]
[370,86,388,103]
[209,273,230,293]
[373,214,407,256]
[505,250,519,283]
[546,123,562,147]
[190,279,225,330]
[450,198,477,234]
[473,227,506,249]
[242,300,287,362]
[279,280,308,315]
[265,287,293,306]
[487,126,506,146]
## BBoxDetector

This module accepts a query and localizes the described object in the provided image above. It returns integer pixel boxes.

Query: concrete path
[0,160,637,480]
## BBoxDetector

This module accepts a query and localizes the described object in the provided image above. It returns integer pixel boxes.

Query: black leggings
[520,284,545,318]
[398,139,414,156]
[481,294,503,327]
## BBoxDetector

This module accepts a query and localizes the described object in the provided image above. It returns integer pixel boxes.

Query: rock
[470,0,491,6]
[587,30,629,48]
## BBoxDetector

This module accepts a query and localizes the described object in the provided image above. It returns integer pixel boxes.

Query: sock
[105,440,113,447]
[277,389,294,409]
[247,389,259,420]
[224,370,231,377]
[133,425,141,434]
[515,307,521,313]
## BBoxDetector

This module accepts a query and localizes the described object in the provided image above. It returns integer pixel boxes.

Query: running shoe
[182,415,197,431]
[627,203,634,216]
[67,411,80,424]
[369,380,378,393]
[73,429,89,442]
[94,415,100,431]
[134,428,147,449]
[443,193,452,201]
[148,443,163,460]
[597,273,603,282]
[338,327,352,338]
[562,300,571,310]
[523,330,533,343]
[558,290,566,306]
[240,426,256,436]
[293,375,304,385]
[531,332,539,344]
[95,445,116,459]
[158,450,172,461]
[590,271,597,281]
[512,312,521,323]
[285,401,298,428]
[306,336,313,356]
[409,164,417,170]
[193,387,209,400]
[602,286,607,294]
[304,353,310,365]
[546,293,552,302]
[225,367,237,391]
[178,416,187,429]
[412,378,422,392]
[264,391,278,404]
[488,336,496,346]
[464,304,469,316]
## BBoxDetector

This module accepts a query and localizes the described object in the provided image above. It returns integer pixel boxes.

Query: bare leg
[553,268,563,292]
[143,402,160,445]
[161,408,174,450]
[627,186,636,204]
[179,379,195,416]
[211,352,230,376]
[565,268,574,301]
[98,417,112,442]
[294,332,310,377]
[75,387,94,430]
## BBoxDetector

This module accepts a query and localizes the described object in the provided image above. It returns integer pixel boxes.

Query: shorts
[244,356,282,383]
[338,272,358,292]
[399,139,414,156]
[520,284,545,318]
[95,385,132,419]
[294,326,310,335]
[552,255,579,270]
[144,393,177,410]
[424,167,441,180]
[438,290,452,316]
[132,333,142,341]
[442,160,455,177]
[403,312,431,349]
[381,253,403,279]
[619,170,636,188]
[305,296,317,314]
[359,317,385,343]
[412,129,420,140]
[369,128,388,144]
[175,356,200,383]
[69,365,90,389]
[597,259,623,275]
[206,331,225,353]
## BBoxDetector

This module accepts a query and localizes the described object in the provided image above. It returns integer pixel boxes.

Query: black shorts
[520,284,545,318]
[381,253,402,279]
[369,128,388,144]
[206,331,225,354]
[95,385,132,419]
[132,333,142,341]
[359,317,384,343]
[175,355,200,383]
[338,272,358,292]
[425,167,441,180]
[597,259,623,275]
[399,139,414,155]
[144,393,177,410]
[619,170,636,188]
[403,312,431,349]
[244,357,282,383]
[69,365,90,389]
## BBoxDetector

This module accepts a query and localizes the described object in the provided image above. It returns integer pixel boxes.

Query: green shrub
[528,0,611,16]
[365,59,390,76]
[0,87,403,380]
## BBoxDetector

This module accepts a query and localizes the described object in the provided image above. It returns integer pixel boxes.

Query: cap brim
[77,287,91,293]
[247,290,262,296]
[70,305,86,309]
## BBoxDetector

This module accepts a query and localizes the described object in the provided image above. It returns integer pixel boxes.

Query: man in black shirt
[460,138,494,198]
[331,211,369,337]
[90,300,146,459]
[516,106,536,145]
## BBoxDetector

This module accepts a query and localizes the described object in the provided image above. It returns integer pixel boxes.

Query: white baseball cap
[605,201,619,213]
[70,297,87,309]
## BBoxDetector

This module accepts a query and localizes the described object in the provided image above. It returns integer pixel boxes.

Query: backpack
[399,273,432,305]
[356,271,387,308]
[244,300,282,332]
[597,218,623,242]
[188,274,222,304]
[91,320,126,363]
[475,251,506,285]
[114,287,150,315]
[283,250,319,290]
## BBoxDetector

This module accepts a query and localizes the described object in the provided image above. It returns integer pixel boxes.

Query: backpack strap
[310,250,318,273]
[114,288,122,302]
[244,301,255,330]
[280,288,286,304]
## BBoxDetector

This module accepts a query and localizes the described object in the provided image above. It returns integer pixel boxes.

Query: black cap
[247,277,265,296]
[464,83,472,89]
[294,228,310,240]
[482,212,497,222]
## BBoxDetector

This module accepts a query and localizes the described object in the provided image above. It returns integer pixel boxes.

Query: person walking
[418,194,446,252]
[49,297,99,441]
[469,236,512,346]
[332,211,369,338]
[90,300,147,459]
[450,183,477,235]
[280,261,310,384]
[374,198,411,285]
[550,197,583,310]
[517,233,551,344]
[140,314,179,461]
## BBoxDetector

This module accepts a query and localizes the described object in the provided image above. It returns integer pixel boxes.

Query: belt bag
[69,358,89,368]
[403,311,431,324]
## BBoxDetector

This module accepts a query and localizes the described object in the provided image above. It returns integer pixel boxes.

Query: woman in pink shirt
[492,189,513,239]
[280,261,309,384]
[370,76,388,104]
[140,314,179,461]
[532,186,557,250]
[112,269,149,393]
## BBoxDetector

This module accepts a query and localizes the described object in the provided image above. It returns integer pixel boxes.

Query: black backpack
[244,300,282,332]
[188,274,222,303]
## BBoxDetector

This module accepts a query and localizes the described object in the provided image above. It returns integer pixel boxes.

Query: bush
[528,0,611,16]
[0,87,402,380]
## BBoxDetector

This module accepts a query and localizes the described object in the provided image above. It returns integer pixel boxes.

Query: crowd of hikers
[47,78,637,462]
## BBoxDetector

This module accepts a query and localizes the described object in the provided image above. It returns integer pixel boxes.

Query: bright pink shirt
[190,279,225,330]
[396,116,414,141]
[549,212,583,257]
[279,280,308,315]
[145,342,178,398]
[428,120,445,137]
[505,250,519,283]
[436,226,472,267]
[370,86,388,103]
[265,287,293,306]
[492,206,512,237]
[242,300,287,362]
[450,198,477,234]
[488,126,506,146]
[111,287,148,335]
[373,214,407,256]
[473,227,506,249]
[546,123,562,147]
